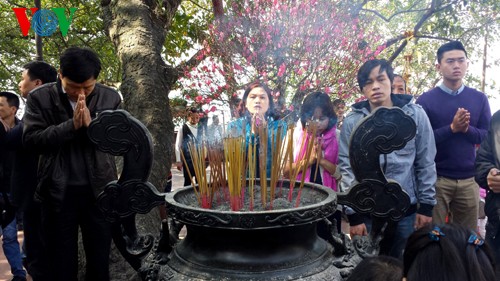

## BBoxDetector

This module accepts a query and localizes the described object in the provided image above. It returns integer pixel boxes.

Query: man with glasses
[416,41,491,230]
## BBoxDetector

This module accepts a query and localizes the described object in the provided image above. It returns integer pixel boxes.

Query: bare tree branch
[361,2,424,22]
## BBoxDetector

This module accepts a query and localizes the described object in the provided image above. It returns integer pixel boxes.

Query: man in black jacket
[5,61,57,281]
[475,110,500,262]
[23,47,121,281]
[0,91,27,281]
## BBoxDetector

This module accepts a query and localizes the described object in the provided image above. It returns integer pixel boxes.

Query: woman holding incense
[227,80,287,178]
[284,91,342,233]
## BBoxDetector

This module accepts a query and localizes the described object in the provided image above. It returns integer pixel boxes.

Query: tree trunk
[101,0,182,279]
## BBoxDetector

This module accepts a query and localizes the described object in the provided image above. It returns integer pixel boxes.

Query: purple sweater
[416,86,491,179]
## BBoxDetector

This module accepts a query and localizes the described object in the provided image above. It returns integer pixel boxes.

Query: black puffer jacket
[475,110,500,239]
[23,80,121,210]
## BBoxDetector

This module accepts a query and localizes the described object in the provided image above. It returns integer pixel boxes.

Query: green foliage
[361,0,500,96]
[163,0,212,65]
[0,0,119,92]
[1,0,499,105]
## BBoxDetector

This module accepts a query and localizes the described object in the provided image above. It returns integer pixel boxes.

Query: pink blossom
[233,63,243,71]
[210,106,217,112]
[278,63,286,77]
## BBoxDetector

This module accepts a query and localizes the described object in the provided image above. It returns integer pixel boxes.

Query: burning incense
[185,115,325,211]
[187,141,210,208]
[224,136,246,211]
[294,122,318,207]
[313,135,322,182]
[180,148,201,205]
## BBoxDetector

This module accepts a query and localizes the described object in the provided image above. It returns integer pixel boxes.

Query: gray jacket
[338,94,437,221]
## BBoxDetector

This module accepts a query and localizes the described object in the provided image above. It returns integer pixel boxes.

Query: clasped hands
[299,137,323,168]
[487,168,500,193]
[450,107,470,133]
[251,112,267,134]
[73,94,91,130]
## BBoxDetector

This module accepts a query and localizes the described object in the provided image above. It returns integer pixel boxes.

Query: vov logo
[12,7,78,37]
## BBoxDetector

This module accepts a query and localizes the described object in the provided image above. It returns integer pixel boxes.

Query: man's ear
[34,79,42,86]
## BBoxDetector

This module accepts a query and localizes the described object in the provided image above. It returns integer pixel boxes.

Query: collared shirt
[438,82,465,96]
[60,86,77,109]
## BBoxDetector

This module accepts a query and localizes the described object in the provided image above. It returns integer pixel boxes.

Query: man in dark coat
[0,91,27,281]
[5,61,57,281]
[475,110,500,263]
[23,47,121,281]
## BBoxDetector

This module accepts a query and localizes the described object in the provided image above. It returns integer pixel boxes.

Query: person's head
[0,91,20,122]
[18,61,57,97]
[59,47,102,101]
[186,107,201,125]
[357,59,394,110]
[332,98,345,122]
[346,256,403,281]
[392,74,407,94]
[436,41,468,85]
[212,115,219,125]
[403,224,495,281]
[300,92,336,135]
[242,80,275,118]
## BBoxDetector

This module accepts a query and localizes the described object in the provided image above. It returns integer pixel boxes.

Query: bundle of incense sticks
[247,135,257,210]
[289,122,318,207]
[224,136,246,211]
[257,123,268,208]
[187,141,211,208]
[207,140,227,205]
[268,124,287,209]
[182,117,316,211]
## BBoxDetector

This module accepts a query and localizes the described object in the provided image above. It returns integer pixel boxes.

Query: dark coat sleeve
[475,110,500,190]
[475,133,495,190]
[22,91,76,153]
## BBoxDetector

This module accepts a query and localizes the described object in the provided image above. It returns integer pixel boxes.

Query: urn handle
[337,107,414,221]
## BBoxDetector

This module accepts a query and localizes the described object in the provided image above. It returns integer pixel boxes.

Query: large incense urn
[87,107,416,281]
[159,180,340,280]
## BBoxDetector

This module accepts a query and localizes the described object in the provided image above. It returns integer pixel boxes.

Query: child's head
[300,91,336,135]
[346,256,403,281]
[403,224,495,281]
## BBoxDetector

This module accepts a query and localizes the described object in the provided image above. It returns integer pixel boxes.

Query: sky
[490,96,500,114]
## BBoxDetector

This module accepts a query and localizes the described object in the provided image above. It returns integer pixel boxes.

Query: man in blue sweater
[416,41,491,231]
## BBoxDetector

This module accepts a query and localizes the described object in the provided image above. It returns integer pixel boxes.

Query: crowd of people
[1,47,121,281]
[174,40,498,280]
[0,39,499,281]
